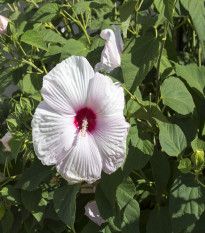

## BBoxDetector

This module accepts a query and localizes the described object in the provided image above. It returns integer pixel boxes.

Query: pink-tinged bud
[0,15,9,35]
[1,132,12,152]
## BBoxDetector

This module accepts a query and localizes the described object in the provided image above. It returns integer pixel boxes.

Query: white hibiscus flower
[95,25,123,73]
[32,56,129,183]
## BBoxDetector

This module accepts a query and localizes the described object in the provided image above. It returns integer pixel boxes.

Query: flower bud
[1,132,12,152]
[191,149,204,169]
[0,15,9,35]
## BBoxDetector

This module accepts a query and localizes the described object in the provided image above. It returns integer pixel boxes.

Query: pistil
[80,118,88,136]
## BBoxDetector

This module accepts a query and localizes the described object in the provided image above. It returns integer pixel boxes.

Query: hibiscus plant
[0,0,205,233]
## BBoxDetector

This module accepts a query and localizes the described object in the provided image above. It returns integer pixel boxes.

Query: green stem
[26,0,39,8]
[63,9,91,45]
[48,22,62,36]
[72,8,91,45]
[121,83,147,112]
[155,21,169,103]
[139,169,156,193]
[41,60,48,74]
[7,3,14,12]
[132,170,156,194]
[17,41,27,57]
[196,175,205,188]
[198,43,202,67]
[22,58,44,73]
[63,17,71,33]
[136,0,144,11]
[174,16,187,30]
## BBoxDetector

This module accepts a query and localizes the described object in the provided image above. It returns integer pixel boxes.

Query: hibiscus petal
[42,56,95,114]
[112,25,123,53]
[85,201,105,226]
[93,114,130,174]
[95,25,123,73]
[32,101,77,165]
[56,134,102,183]
[86,72,125,116]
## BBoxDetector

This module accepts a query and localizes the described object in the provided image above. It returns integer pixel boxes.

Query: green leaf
[41,29,67,45]
[183,210,205,233]
[21,189,47,222]
[191,136,205,151]
[139,0,154,11]
[44,218,66,233]
[163,0,175,23]
[53,184,80,229]
[0,67,13,101]
[169,174,205,233]
[86,37,105,67]
[178,158,192,174]
[180,0,205,42]
[121,16,131,38]
[21,30,48,51]
[31,3,61,23]
[119,0,137,21]
[8,132,26,159]
[96,170,123,219]
[170,117,197,146]
[132,104,168,123]
[22,73,43,96]
[154,0,165,14]
[115,178,140,233]
[0,185,21,205]
[155,119,187,157]
[123,125,154,176]
[16,160,53,191]
[61,39,89,60]
[0,211,14,233]
[175,63,205,98]
[81,221,100,233]
[6,118,18,131]
[121,33,159,90]
[0,202,5,220]
[147,207,172,233]
[121,53,138,90]
[99,225,112,233]
[151,150,170,202]
[73,1,91,14]
[160,77,195,115]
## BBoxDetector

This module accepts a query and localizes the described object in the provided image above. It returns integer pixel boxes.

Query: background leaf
[121,33,160,90]
[16,160,53,191]
[53,184,80,229]
[169,174,205,233]
[160,77,195,115]
[180,0,205,42]
[175,63,205,99]
[21,30,48,51]
[155,119,187,157]
[147,207,172,233]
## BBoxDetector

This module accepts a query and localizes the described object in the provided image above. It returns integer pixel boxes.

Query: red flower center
[74,108,96,132]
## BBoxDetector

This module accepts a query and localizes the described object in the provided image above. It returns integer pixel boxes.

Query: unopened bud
[0,15,9,35]
[1,131,12,152]
[191,149,204,169]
